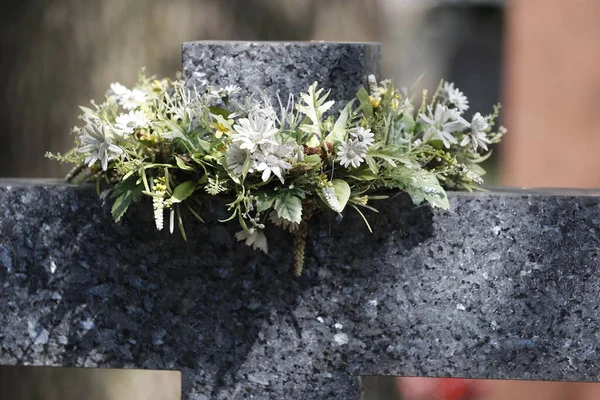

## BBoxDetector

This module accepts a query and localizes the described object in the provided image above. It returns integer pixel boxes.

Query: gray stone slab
[182,41,381,112]
[1,181,600,399]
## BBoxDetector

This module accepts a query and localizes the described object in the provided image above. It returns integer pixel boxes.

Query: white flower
[235,228,268,253]
[320,185,342,213]
[254,143,293,183]
[153,197,165,231]
[460,112,491,151]
[349,127,375,146]
[418,104,470,148]
[251,102,278,121]
[443,82,469,112]
[118,88,148,110]
[231,112,278,153]
[221,85,241,97]
[205,85,241,103]
[368,74,379,94]
[77,123,123,171]
[225,142,252,176]
[107,82,129,98]
[115,110,149,134]
[337,139,368,168]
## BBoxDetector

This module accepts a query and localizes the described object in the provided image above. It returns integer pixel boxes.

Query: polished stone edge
[182,40,381,46]
[1,180,599,197]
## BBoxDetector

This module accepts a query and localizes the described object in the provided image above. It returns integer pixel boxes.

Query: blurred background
[2,0,600,399]
[1,0,507,181]
[7,0,597,187]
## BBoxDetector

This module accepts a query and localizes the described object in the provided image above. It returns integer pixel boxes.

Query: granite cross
[1,42,599,400]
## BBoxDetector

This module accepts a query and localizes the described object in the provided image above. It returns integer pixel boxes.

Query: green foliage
[48,69,505,272]
[170,180,196,203]
[111,177,144,222]
[274,188,305,224]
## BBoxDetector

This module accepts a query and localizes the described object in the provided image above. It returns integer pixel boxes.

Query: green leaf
[293,154,322,170]
[351,204,373,233]
[401,168,450,210]
[356,87,373,119]
[325,99,356,144]
[162,120,193,145]
[468,163,486,176]
[331,179,351,212]
[365,155,379,173]
[399,114,415,131]
[176,205,187,241]
[209,106,230,118]
[110,177,143,222]
[78,106,98,118]
[296,82,335,141]
[274,190,303,224]
[171,180,196,203]
[368,147,414,168]
[346,171,378,181]
[175,156,195,171]
[186,204,205,223]
[111,194,131,223]
[256,192,276,213]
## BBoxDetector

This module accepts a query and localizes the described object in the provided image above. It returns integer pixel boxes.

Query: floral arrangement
[47,70,505,275]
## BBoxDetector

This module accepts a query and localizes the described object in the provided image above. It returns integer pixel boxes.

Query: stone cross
[1,42,599,400]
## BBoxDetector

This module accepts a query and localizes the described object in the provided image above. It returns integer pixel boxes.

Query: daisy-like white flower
[337,139,368,168]
[77,123,123,171]
[279,140,304,163]
[205,85,241,103]
[460,112,491,151]
[254,143,293,183]
[118,88,148,110]
[418,104,470,148]
[235,228,268,253]
[231,112,278,153]
[221,85,241,97]
[107,82,129,98]
[250,102,278,121]
[225,142,252,176]
[349,126,375,147]
[443,82,469,112]
[115,110,149,134]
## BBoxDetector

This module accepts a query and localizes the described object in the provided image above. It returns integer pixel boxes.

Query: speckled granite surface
[1,181,600,399]
[182,41,381,112]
